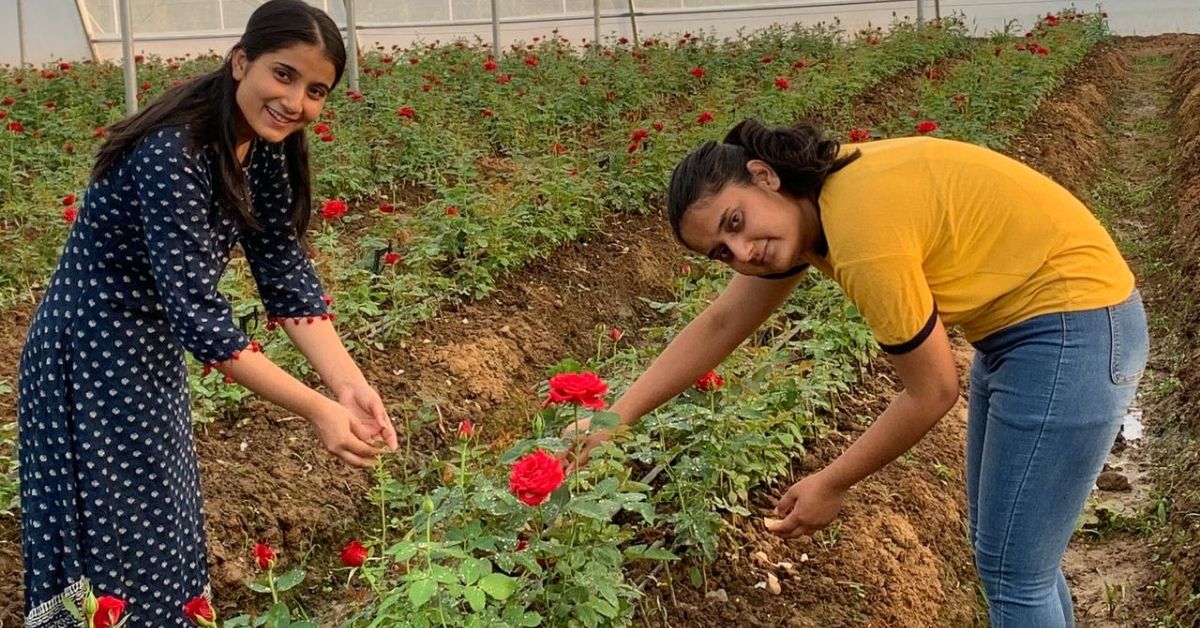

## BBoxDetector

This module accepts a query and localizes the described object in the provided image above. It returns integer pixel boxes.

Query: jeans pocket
[1109,291,1149,385]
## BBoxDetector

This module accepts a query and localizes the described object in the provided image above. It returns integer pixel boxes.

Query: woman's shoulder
[130,125,212,168]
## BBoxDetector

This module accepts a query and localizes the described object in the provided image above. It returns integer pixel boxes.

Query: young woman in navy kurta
[20,129,326,626]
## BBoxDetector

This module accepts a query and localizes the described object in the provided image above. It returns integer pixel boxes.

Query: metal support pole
[915,0,924,25]
[627,0,639,47]
[343,0,359,92]
[490,0,500,59]
[934,0,940,20]
[593,0,601,48]
[16,0,27,67]
[118,0,138,114]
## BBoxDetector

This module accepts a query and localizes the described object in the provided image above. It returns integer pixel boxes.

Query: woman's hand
[331,380,399,451]
[558,417,615,473]
[765,472,847,539]
[309,399,393,467]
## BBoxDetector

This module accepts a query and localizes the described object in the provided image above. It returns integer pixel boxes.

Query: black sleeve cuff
[759,264,809,280]
[879,305,939,355]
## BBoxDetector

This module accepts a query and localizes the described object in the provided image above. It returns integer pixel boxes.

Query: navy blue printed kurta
[18,127,327,627]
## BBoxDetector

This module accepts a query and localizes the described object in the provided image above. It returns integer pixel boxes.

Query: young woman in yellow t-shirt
[567,119,1146,627]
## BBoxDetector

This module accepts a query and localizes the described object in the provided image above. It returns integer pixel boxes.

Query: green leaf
[221,614,252,628]
[568,499,620,521]
[478,573,518,600]
[408,578,438,609]
[520,611,543,626]
[244,579,272,594]
[430,563,458,584]
[464,586,486,612]
[462,557,492,585]
[273,568,305,592]
[262,603,291,628]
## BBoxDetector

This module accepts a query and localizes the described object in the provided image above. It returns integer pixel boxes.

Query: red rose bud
[482,108,494,117]
[652,122,664,132]
[497,74,512,85]
[252,543,277,570]
[313,122,331,135]
[457,418,474,439]
[320,133,334,142]
[62,194,76,206]
[915,120,939,134]
[340,539,369,567]
[695,370,725,392]
[608,328,622,341]
[378,202,395,214]
[774,76,791,90]
[383,251,401,265]
[544,371,608,410]
[508,450,565,506]
[63,206,78,223]
[182,595,215,625]
[690,66,705,78]
[483,58,498,71]
[848,128,871,142]
[523,55,539,68]
[445,206,460,217]
[93,595,126,628]
[397,106,416,119]
[696,111,714,125]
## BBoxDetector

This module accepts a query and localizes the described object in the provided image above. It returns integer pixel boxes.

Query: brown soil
[1160,33,1200,628]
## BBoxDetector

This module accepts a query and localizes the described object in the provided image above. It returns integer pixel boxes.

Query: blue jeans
[967,290,1148,627]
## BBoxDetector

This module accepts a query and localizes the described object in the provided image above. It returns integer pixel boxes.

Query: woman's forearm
[215,349,335,421]
[818,389,956,492]
[278,318,365,393]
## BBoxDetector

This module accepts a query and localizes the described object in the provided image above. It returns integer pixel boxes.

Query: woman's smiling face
[231,42,335,146]
[677,160,817,276]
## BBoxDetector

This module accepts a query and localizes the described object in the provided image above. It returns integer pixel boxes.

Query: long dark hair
[666,119,861,242]
[91,0,346,238]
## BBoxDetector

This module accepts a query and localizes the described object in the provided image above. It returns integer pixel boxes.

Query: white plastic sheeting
[1,0,1197,65]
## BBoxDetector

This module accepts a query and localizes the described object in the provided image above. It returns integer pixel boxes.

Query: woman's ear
[746,159,781,191]
[230,48,248,81]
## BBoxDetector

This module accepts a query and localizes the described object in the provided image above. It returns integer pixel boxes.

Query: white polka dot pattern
[17,126,326,627]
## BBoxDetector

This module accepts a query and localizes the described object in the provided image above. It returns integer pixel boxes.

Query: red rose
[320,199,348,219]
[409,57,420,65]
[652,122,664,132]
[774,76,790,90]
[444,206,459,216]
[93,595,126,628]
[378,202,395,214]
[631,129,649,142]
[543,371,608,410]
[1,97,14,106]
[41,70,58,79]
[690,66,705,78]
[578,75,589,86]
[320,133,334,142]
[497,74,512,85]
[398,106,415,119]
[848,128,871,142]
[6,121,23,133]
[63,206,78,223]
[252,543,276,570]
[457,419,474,439]
[483,58,498,72]
[182,595,215,624]
[383,251,400,265]
[695,370,724,392]
[481,108,494,117]
[340,539,369,567]
[93,126,108,138]
[915,120,939,134]
[696,111,714,125]
[62,193,76,206]
[523,55,539,68]
[348,90,363,102]
[509,450,565,506]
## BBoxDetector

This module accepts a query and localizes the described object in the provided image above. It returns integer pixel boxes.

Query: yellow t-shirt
[813,136,1134,352]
